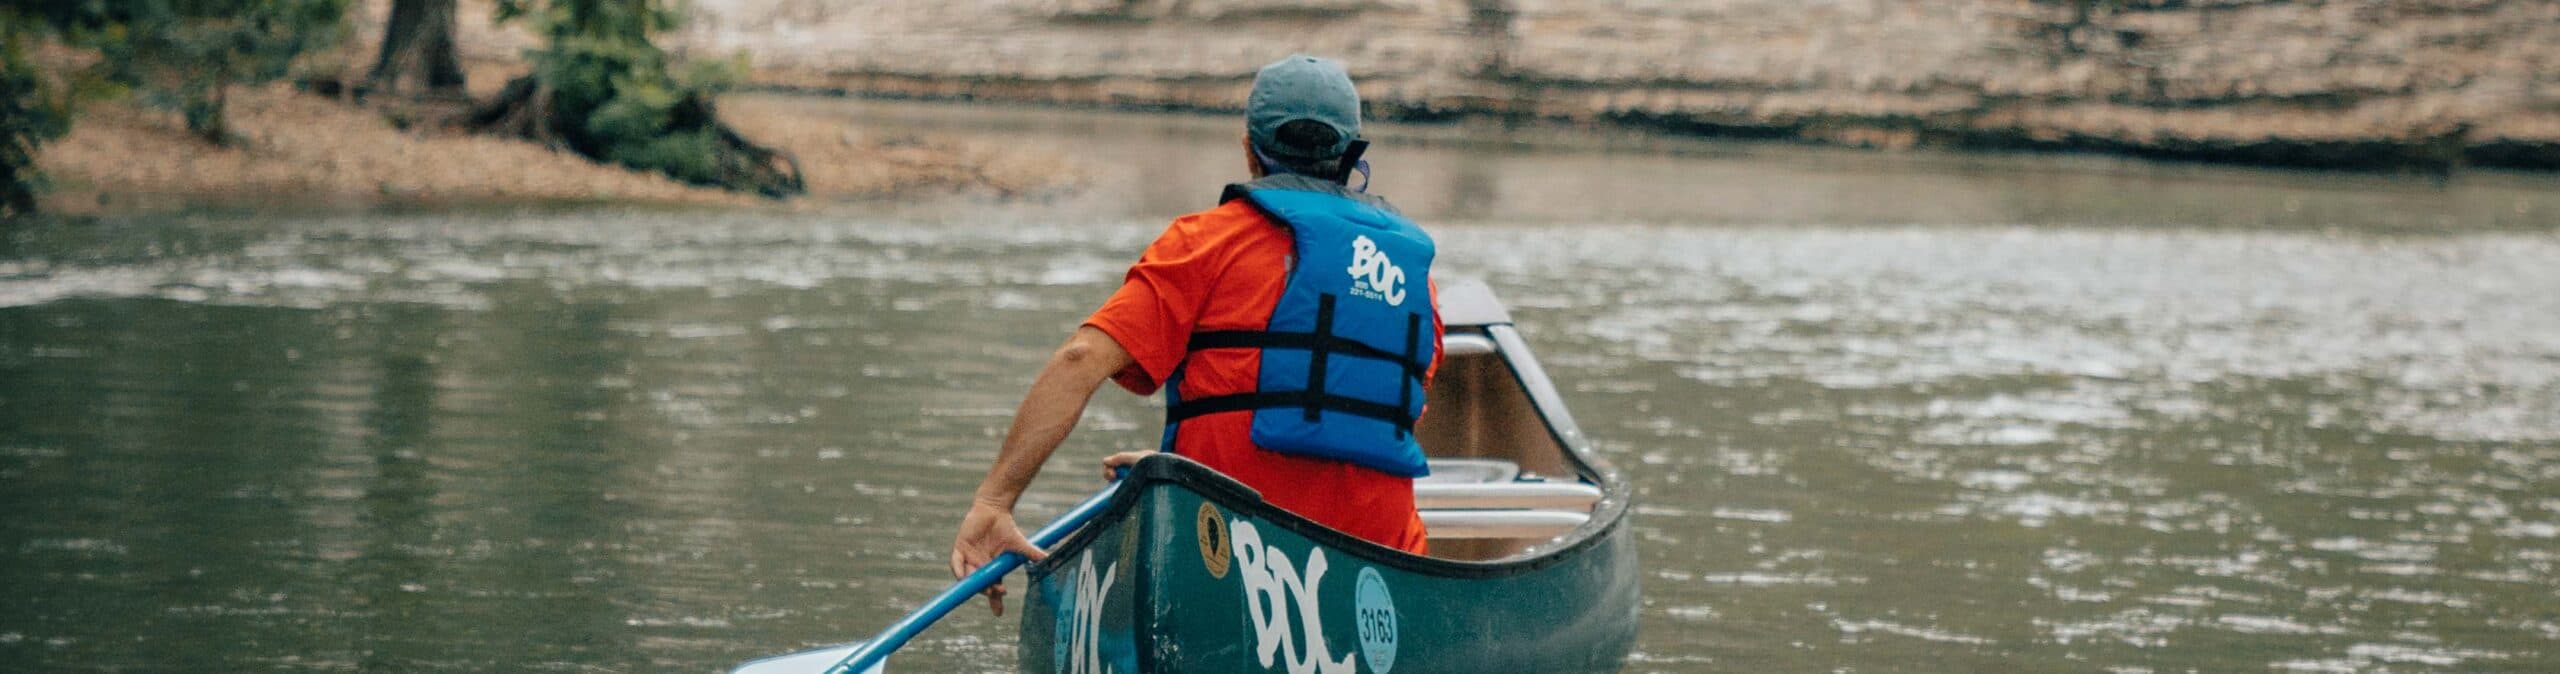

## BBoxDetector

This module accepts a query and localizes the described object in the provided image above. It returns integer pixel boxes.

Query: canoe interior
[1419,327,1574,480]
[1413,323,1605,562]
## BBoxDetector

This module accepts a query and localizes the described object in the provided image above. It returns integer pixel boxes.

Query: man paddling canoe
[949,54,1445,614]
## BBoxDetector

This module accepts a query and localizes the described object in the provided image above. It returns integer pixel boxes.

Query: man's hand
[1100,450,1158,482]
[949,500,1047,616]
[949,326,1136,616]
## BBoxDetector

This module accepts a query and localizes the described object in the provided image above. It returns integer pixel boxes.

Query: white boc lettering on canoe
[1067,551,1119,674]
[1230,520,1356,674]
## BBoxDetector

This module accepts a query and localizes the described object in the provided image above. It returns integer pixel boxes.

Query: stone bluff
[674,0,2553,170]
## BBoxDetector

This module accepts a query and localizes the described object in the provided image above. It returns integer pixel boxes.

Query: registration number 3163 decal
[1353,567,1399,674]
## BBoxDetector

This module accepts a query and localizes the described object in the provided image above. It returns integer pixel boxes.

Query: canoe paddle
[731,476,1128,674]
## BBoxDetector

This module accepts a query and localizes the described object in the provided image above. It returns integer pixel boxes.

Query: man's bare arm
[947,325,1136,615]
[972,325,1136,507]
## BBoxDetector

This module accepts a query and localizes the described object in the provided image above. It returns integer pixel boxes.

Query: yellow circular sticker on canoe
[1197,502,1231,579]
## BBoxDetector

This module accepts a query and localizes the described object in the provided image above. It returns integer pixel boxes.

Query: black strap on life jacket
[1166,293,1428,434]
[1397,312,1418,439]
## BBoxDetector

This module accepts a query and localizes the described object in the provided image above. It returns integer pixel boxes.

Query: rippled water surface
[5,98,2558,672]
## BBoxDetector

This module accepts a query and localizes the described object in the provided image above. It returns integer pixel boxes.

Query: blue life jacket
[1162,175,1438,477]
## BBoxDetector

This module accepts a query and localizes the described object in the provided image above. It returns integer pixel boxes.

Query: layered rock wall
[497,0,2560,169]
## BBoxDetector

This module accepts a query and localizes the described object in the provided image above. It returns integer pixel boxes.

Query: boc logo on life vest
[1345,236,1406,307]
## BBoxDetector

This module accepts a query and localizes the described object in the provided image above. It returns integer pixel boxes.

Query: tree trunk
[183,76,233,146]
[369,0,466,97]
[463,75,567,148]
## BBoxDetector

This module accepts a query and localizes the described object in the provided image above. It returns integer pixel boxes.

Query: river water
[4,96,2558,672]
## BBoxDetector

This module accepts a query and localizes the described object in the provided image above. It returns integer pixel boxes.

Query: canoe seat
[1419,510,1590,539]
[1416,482,1604,510]
[1416,458,1601,540]
[1417,458,1521,484]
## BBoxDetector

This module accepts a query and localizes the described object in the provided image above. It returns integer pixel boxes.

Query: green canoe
[1018,279,1639,673]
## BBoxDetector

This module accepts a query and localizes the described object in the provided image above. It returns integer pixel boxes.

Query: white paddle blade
[730,642,885,674]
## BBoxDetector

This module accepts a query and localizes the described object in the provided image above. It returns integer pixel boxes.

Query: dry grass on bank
[34,81,1075,217]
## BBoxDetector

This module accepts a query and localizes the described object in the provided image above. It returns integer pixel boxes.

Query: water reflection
[350,305,440,671]
[469,294,644,669]
[1441,155,1501,222]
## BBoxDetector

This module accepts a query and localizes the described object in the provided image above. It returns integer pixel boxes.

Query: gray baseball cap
[1246,54,1361,160]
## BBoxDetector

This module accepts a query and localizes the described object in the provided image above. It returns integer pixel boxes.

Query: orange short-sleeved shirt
[1084,198,1441,554]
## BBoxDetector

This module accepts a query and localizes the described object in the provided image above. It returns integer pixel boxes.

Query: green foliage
[0,0,348,214]
[98,0,352,142]
[499,0,767,192]
[498,0,679,43]
[608,129,725,186]
[1,6,81,216]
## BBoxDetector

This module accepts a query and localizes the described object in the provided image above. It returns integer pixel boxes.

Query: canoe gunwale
[1030,452,1630,580]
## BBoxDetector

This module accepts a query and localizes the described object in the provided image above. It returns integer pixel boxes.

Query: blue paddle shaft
[823,478,1126,674]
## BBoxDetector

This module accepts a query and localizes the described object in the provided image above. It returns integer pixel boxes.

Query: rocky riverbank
[671,0,2557,171]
